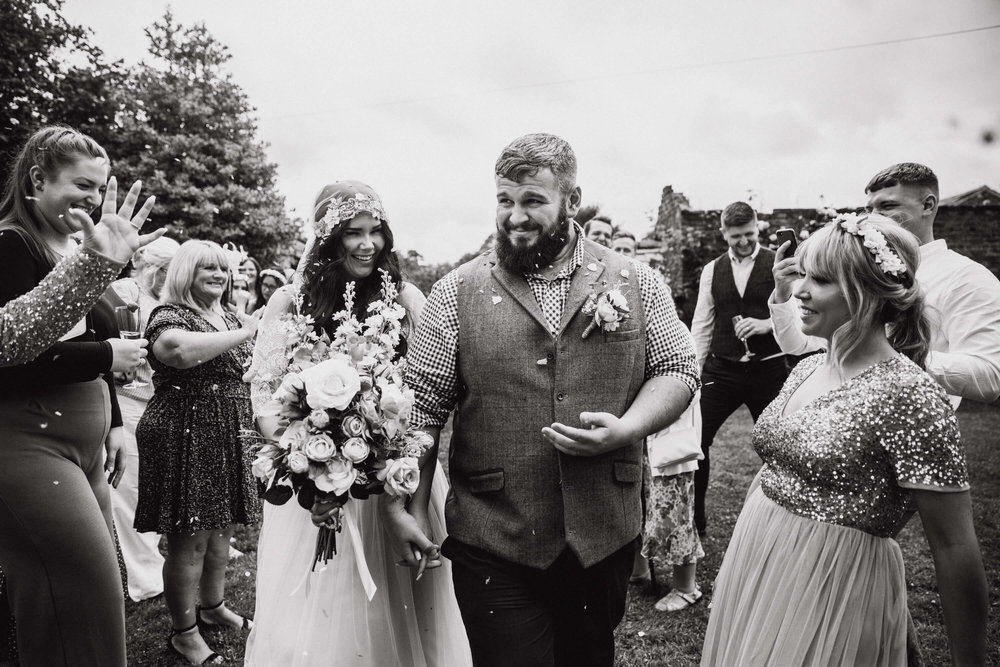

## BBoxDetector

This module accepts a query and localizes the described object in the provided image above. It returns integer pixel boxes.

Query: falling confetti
[491,295,502,305]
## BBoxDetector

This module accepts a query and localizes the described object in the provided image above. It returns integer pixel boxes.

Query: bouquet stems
[311,494,345,570]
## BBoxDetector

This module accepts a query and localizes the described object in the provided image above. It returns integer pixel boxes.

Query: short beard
[495,211,572,275]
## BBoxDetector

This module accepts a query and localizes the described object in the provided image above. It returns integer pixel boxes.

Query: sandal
[654,588,702,612]
[167,624,224,665]
[196,600,253,631]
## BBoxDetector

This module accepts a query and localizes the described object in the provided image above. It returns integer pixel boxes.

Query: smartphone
[775,228,797,254]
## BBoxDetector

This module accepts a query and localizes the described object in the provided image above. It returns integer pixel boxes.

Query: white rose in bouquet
[308,409,331,429]
[304,433,338,462]
[278,420,310,452]
[287,450,310,474]
[298,355,362,411]
[377,457,420,498]
[251,455,276,480]
[378,381,414,438]
[342,437,371,463]
[315,455,358,495]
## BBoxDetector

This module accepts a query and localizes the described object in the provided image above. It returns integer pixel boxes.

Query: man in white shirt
[691,202,790,536]
[769,163,1000,405]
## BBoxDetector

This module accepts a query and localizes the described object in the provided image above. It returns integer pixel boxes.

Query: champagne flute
[114,305,148,389]
[732,315,755,362]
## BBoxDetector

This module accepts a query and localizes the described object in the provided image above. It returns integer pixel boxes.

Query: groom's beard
[495,212,572,275]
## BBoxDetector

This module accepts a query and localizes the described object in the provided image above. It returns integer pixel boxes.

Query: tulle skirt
[701,488,907,667]
[244,470,472,667]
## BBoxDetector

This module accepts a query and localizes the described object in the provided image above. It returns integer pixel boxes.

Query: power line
[266,23,1000,121]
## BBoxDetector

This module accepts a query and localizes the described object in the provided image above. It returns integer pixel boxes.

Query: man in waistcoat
[386,133,699,666]
[690,201,790,536]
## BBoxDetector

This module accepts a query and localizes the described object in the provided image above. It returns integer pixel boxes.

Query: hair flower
[836,213,907,279]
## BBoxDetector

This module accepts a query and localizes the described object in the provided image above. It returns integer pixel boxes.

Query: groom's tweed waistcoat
[448,241,646,569]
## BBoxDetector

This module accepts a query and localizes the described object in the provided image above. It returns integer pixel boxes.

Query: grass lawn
[101,401,999,664]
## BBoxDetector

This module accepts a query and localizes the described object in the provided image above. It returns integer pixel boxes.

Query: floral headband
[259,268,287,284]
[313,192,387,242]
[836,212,907,279]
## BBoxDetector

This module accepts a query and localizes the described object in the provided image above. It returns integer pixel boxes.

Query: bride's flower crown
[836,212,908,279]
[313,192,387,242]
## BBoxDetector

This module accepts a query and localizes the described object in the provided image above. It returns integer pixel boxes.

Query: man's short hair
[611,228,635,242]
[583,215,613,234]
[495,133,577,197]
[865,163,939,196]
[721,201,756,228]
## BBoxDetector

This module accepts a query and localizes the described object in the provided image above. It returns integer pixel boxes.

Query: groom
[390,133,699,666]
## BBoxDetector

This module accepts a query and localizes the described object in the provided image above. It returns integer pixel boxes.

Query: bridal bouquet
[248,270,432,568]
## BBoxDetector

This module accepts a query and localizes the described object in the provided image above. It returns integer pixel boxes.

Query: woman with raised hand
[134,239,262,665]
[0,125,157,667]
[0,188,162,366]
[243,181,471,667]
[701,214,987,666]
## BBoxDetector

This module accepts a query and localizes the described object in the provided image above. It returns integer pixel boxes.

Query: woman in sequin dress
[0,126,157,667]
[701,215,987,666]
[243,181,471,667]
[134,239,262,666]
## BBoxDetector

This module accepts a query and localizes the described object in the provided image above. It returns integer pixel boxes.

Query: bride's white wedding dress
[244,285,471,667]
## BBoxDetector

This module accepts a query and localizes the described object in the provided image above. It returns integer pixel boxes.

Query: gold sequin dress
[701,353,967,667]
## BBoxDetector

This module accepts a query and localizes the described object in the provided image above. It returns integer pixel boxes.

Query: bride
[243,181,471,666]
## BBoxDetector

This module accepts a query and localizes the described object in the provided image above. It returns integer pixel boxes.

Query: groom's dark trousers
[444,536,638,667]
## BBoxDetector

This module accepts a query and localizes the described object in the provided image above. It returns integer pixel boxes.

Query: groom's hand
[542,411,636,456]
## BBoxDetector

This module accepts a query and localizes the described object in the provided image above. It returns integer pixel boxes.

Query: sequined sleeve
[0,245,123,367]
[246,285,296,416]
[880,372,969,492]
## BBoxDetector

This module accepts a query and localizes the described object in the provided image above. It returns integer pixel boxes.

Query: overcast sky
[62,0,1000,263]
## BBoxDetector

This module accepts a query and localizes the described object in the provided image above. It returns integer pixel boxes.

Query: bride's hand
[379,494,441,579]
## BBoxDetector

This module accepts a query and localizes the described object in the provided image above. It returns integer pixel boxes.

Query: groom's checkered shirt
[407,233,700,429]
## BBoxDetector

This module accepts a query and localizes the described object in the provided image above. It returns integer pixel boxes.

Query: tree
[99,11,300,266]
[0,0,122,184]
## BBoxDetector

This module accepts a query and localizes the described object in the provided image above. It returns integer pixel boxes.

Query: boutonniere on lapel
[581,279,630,339]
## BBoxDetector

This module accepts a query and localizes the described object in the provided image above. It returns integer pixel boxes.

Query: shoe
[654,588,702,612]
[196,600,253,631]
[167,624,224,665]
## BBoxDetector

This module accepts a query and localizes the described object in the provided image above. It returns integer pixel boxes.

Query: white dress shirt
[691,244,775,369]
[769,239,1000,404]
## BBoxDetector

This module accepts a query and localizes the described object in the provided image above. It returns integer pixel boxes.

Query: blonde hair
[161,240,231,310]
[797,214,930,368]
[134,235,180,299]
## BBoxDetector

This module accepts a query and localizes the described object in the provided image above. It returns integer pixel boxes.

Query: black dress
[134,304,261,533]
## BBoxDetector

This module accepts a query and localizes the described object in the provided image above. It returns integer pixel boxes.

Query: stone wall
[935,206,1000,280]
[650,185,1000,326]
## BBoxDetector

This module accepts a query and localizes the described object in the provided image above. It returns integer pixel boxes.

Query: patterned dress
[134,304,261,533]
[701,353,967,667]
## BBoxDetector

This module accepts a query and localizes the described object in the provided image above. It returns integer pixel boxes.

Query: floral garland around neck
[581,280,631,339]
[315,192,387,242]
[837,212,907,278]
